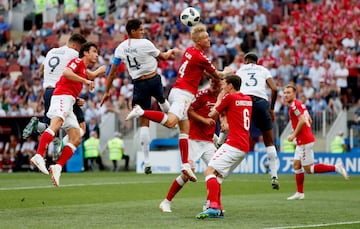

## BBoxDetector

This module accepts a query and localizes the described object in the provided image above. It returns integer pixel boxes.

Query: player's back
[220,92,252,152]
[115,38,159,79]
[43,46,79,88]
[236,63,272,100]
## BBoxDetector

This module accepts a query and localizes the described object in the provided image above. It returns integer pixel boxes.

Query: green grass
[0,172,359,229]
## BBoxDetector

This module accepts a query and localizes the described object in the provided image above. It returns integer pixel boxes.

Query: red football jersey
[173,46,216,95]
[216,92,252,152]
[189,88,218,142]
[288,99,315,145]
[53,58,88,98]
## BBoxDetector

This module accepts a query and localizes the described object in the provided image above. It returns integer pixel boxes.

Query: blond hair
[191,23,207,42]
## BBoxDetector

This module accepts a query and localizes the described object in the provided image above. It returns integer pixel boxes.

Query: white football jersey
[42,46,79,88]
[236,63,272,101]
[114,38,160,79]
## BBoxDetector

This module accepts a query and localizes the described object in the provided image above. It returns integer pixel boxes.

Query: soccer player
[126,23,232,182]
[195,75,252,219]
[235,52,280,190]
[100,18,180,175]
[283,83,349,200]
[159,79,221,213]
[31,42,106,187]
[22,34,87,154]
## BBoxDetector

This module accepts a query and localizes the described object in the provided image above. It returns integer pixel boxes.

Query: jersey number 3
[245,73,258,87]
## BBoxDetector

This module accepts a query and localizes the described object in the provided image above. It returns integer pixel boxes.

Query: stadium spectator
[261,0,274,13]
[334,59,349,109]
[17,43,31,68]
[283,84,349,201]
[19,136,36,171]
[1,134,20,173]
[119,77,134,110]
[0,15,9,46]
[302,78,315,101]
[308,59,325,92]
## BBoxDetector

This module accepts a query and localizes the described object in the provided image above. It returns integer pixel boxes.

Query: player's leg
[160,140,204,212]
[149,74,170,113]
[196,145,245,219]
[139,118,152,174]
[31,116,63,175]
[23,88,54,139]
[253,99,279,189]
[131,83,154,174]
[287,157,305,200]
[50,115,82,187]
[160,173,188,213]
[302,143,349,180]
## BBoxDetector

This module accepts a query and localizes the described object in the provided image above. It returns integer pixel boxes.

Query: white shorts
[168,88,195,120]
[208,143,247,178]
[47,95,80,130]
[188,139,216,168]
[294,142,315,166]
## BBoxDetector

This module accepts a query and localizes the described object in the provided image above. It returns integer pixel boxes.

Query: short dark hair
[126,19,142,34]
[224,75,241,91]
[79,42,98,58]
[68,33,87,45]
[244,52,258,64]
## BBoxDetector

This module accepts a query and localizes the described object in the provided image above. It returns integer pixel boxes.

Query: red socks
[166,179,183,201]
[296,172,304,193]
[207,177,220,209]
[179,138,189,164]
[314,164,335,173]
[37,131,54,157]
[57,145,74,167]
[143,110,166,123]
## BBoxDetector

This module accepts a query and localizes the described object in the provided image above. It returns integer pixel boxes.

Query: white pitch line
[0,180,157,191]
[263,221,360,229]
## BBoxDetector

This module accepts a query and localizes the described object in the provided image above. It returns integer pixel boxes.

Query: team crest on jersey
[294,109,300,116]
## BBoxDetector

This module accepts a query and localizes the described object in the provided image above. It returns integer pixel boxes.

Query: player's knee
[69,135,82,147]
[165,116,178,128]
[266,146,277,159]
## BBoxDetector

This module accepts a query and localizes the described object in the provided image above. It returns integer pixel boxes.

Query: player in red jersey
[126,23,232,182]
[159,79,221,213]
[196,75,253,219]
[284,84,349,200]
[30,42,106,187]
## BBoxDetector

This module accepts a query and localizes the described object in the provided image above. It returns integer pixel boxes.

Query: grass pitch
[0,172,359,229]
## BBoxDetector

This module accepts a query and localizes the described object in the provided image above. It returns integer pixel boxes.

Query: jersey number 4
[127,56,141,69]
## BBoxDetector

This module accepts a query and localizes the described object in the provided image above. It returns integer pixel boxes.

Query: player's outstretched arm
[100,64,118,106]
[87,65,106,80]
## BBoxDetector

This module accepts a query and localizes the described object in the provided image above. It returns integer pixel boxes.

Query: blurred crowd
[1,0,360,171]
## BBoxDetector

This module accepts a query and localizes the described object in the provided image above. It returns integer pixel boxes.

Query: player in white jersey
[236,52,280,190]
[22,34,87,157]
[101,19,180,174]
